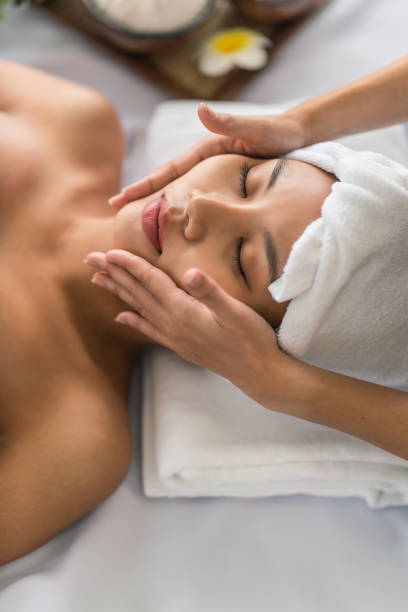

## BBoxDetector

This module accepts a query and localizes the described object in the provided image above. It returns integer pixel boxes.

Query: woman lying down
[1,59,407,565]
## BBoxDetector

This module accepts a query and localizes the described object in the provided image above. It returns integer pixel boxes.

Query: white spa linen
[142,101,408,507]
[270,141,408,390]
[143,347,408,507]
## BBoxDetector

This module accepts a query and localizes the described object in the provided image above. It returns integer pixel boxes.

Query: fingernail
[85,258,101,268]
[186,271,203,289]
[84,252,106,266]
[204,104,215,116]
[115,314,130,326]
[91,275,109,288]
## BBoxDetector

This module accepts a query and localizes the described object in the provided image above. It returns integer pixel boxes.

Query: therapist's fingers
[102,250,246,333]
[103,249,207,332]
[109,133,228,209]
[108,105,305,210]
[107,103,249,210]
[114,309,172,347]
[197,103,261,144]
[91,269,151,318]
[87,248,282,391]
[105,250,178,303]
[86,252,164,323]
[198,103,307,157]
[182,267,243,324]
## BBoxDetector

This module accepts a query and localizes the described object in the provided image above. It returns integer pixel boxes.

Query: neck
[59,211,155,369]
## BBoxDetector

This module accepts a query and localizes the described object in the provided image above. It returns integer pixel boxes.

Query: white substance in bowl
[91,0,209,34]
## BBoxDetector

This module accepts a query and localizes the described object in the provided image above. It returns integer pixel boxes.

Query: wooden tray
[40,0,326,100]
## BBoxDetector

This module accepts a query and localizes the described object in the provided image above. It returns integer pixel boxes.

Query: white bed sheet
[1,1,408,610]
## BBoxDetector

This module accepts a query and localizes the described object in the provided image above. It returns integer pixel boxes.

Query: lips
[158,196,170,251]
[142,194,170,253]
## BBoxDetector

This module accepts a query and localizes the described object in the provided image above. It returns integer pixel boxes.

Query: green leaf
[0,0,12,19]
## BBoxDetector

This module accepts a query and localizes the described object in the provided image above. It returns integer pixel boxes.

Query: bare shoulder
[0,60,124,166]
[0,59,114,119]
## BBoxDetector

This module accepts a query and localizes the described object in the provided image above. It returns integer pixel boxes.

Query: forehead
[201,154,333,192]
[248,157,336,201]
[196,153,277,169]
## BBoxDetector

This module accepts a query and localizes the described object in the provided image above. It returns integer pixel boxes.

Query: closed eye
[232,237,248,287]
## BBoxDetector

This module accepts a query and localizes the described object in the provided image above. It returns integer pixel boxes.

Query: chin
[112,200,146,255]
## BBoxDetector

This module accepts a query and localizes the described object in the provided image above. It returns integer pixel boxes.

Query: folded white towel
[269,142,408,390]
[142,347,408,507]
[142,101,408,507]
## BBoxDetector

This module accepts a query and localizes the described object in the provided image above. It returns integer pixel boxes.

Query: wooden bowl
[80,0,217,53]
[231,0,328,23]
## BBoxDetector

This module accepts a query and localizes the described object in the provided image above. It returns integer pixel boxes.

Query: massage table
[1,1,408,610]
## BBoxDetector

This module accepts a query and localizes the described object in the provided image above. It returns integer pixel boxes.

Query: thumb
[183,268,239,320]
[198,103,255,140]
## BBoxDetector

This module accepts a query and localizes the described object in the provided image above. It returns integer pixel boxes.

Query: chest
[0,273,69,434]
[0,112,122,432]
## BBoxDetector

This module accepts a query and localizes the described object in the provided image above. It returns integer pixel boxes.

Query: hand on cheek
[85,249,285,404]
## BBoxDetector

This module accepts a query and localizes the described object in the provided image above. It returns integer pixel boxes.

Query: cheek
[165,246,284,325]
[159,250,215,291]
[161,246,248,303]
[171,155,232,194]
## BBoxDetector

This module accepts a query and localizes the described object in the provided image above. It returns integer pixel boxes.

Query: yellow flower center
[213,30,251,54]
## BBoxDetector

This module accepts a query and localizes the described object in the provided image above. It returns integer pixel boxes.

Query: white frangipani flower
[198,27,272,77]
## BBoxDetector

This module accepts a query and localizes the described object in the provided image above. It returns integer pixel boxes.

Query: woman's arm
[85,250,408,462]
[109,55,408,208]
[286,55,408,145]
[265,357,408,460]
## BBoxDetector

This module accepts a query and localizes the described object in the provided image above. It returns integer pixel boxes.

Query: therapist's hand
[108,103,306,209]
[85,249,288,404]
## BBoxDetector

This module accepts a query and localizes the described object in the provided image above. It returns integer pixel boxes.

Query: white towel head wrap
[268,141,408,390]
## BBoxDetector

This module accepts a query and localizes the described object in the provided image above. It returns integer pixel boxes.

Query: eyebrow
[263,229,278,286]
[261,158,287,285]
[265,157,287,193]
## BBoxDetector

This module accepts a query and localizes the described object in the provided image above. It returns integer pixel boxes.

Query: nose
[184,190,229,241]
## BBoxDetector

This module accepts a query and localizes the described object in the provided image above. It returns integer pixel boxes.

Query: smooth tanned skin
[0,61,152,565]
[0,61,332,565]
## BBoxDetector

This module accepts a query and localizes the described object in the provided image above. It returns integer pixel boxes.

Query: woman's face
[113,154,335,327]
